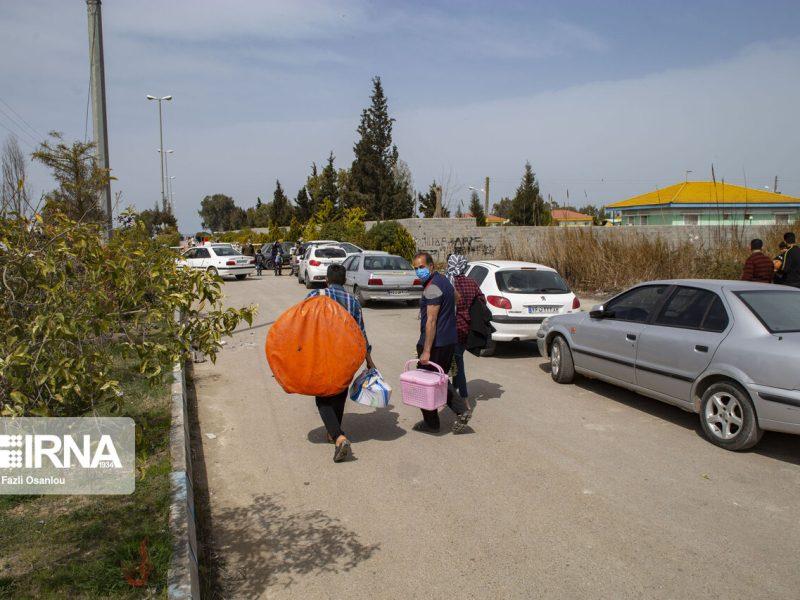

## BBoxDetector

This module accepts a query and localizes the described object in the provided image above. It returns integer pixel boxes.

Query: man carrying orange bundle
[306,264,376,462]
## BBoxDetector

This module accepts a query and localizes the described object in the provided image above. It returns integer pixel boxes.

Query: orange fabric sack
[266,294,367,396]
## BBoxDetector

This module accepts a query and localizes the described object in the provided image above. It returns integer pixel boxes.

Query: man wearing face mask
[411,252,472,433]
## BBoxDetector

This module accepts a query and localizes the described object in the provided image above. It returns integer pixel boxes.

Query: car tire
[305,277,314,289]
[550,335,575,384]
[699,382,763,451]
[479,339,497,357]
[298,270,304,284]
[206,266,219,278]
[354,286,367,306]
[235,274,247,280]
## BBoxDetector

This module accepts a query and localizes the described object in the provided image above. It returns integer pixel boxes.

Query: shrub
[365,221,416,260]
[0,212,256,416]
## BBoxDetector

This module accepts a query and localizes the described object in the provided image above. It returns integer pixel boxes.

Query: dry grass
[500,224,790,295]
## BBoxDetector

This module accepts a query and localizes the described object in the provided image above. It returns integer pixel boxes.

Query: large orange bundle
[266,295,367,396]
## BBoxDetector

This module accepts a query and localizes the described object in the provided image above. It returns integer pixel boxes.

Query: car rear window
[495,269,569,294]
[315,248,346,258]
[364,256,411,270]
[211,245,237,256]
[736,290,800,333]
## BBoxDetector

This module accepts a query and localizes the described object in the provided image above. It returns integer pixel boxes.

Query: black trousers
[315,389,348,440]
[416,344,466,429]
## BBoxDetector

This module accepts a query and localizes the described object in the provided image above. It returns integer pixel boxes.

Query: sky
[1,0,799,232]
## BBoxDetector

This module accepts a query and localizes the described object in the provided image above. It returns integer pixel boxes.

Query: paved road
[193,273,800,599]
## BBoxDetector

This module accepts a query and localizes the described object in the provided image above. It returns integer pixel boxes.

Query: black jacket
[782,245,800,288]
[466,297,494,356]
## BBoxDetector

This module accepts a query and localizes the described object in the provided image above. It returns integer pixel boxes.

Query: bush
[365,221,416,260]
[0,212,255,416]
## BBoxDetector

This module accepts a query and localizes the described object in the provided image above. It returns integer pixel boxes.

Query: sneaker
[333,439,351,463]
[412,420,440,434]
[452,409,472,434]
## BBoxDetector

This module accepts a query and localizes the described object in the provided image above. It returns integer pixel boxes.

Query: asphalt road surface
[192,272,800,599]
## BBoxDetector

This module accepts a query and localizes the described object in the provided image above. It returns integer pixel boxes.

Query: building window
[723,213,732,221]
[683,214,699,226]
[775,213,790,225]
[640,215,648,225]
[745,213,753,222]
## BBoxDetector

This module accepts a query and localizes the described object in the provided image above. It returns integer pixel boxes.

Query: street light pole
[169,176,175,210]
[147,94,172,212]
[158,149,174,212]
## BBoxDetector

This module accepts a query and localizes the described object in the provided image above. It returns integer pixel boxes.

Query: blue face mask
[415,266,431,281]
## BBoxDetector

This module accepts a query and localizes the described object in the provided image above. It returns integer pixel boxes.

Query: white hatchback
[179,243,255,280]
[299,245,348,288]
[465,260,579,354]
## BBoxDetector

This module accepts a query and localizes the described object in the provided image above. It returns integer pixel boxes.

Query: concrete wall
[367,218,781,263]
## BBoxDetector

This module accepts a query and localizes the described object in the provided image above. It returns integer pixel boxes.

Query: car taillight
[572,297,581,310]
[226,260,235,266]
[412,278,421,286]
[368,278,383,286]
[249,259,255,264]
[487,295,511,309]
[309,260,321,266]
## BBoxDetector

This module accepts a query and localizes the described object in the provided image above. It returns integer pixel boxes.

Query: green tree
[32,132,112,223]
[511,162,550,226]
[246,197,271,227]
[320,151,339,212]
[268,180,293,226]
[493,197,513,219]
[199,193,237,231]
[583,204,607,225]
[138,203,178,236]
[349,76,414,219]
[365,220,416,260]
[294,186,313,222]
[469,190,486,226]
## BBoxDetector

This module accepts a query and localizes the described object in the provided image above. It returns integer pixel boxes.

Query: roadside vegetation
[502,224,791,294]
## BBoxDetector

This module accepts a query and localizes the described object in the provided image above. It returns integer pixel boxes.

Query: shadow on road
[537,360,800,466]
[307,407,407,444]
[486,340,541,359]
[211,494,380,597]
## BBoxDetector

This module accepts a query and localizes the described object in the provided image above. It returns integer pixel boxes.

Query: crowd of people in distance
[741,232,800,287]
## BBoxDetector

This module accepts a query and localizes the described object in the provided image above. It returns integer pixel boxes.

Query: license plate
[388,290,404,296]
[528,305,560,314]
[236,259,247,264]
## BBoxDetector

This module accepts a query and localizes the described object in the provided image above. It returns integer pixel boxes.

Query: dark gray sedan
[537,280,800,450]
[342,252,422,305]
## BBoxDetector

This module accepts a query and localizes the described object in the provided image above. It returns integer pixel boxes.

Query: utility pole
[484,176,490,216]
[86,0,112,236]
[774,175,779,194]
[434,185,443,218]
[147,95,172,212]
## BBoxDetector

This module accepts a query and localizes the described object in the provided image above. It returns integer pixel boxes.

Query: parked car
[342,251,422,305]
[537,280,800,450]
[299,245,348,288]
[337,242,364,258]
[178,243,255,280]
[296,240,339,284]
[465,260,579,355]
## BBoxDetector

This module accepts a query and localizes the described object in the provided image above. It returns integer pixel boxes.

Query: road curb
[167,362,201,599]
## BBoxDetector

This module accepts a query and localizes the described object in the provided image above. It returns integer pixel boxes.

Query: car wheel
[550,335,575,384]
[700,382,763,451]
[206,266,219,278]
[305,277,314,289]
[235,274,247,280]
[479,339,497,357]
[298,270,304,284]
[406,299,419,307]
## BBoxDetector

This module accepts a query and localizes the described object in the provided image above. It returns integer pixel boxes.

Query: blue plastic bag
[349,368,392,408]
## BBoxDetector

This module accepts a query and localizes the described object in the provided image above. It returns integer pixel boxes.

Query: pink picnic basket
[400,359,448,410]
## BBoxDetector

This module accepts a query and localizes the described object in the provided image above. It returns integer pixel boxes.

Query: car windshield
[364,256,411,270]
[315,248,346,258]
[736,290,800,333]
[211,246,238,256]
[495,269,569,294]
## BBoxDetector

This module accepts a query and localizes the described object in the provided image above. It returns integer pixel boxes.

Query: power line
[0,96,45,141]
[0,105,39,147]
[0,118,36,150]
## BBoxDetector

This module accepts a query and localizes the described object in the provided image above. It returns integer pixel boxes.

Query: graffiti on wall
[415,233,498,261]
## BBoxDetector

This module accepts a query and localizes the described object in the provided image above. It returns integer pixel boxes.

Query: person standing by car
[274,241,284,276]
[780,232,800,288]
[446,254,485,406]
[741,238,774,283]
[306,264,376,462]
[412,252,472,434]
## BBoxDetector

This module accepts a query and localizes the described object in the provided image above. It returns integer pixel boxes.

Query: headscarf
[446,253,469,284]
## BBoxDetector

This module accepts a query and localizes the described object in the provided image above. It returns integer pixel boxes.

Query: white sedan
[465,260,580,355]
[179,244,256,280]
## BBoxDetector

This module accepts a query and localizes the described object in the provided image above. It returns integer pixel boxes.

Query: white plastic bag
[349,368,392,408]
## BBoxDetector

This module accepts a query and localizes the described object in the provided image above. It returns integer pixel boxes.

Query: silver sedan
[342,252,422,305]
[537,280,800,450]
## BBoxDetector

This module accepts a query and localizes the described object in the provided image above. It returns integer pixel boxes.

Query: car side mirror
[589,304,613,319]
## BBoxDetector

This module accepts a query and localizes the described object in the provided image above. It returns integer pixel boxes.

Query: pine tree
[511,162,550,225]
[417,181,438,218]
[269,180,293,226]
[320,151,339,211]
[469,190,486,226]
[349,76,414,219]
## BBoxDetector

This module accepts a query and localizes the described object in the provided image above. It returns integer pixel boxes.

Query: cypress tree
[269,180,293,226]
[469,190,486,226]
[511,162,550,225]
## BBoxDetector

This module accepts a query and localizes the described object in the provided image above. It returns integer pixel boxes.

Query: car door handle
[626,333,637,341]
[695,345,709,353]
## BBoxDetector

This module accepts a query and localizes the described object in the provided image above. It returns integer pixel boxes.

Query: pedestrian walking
[780,232,800,288]
[255,246,266,276]
[412,251,472,434]
[741,239,774,283]
[445,254,485,407]
[306,264,376,462]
